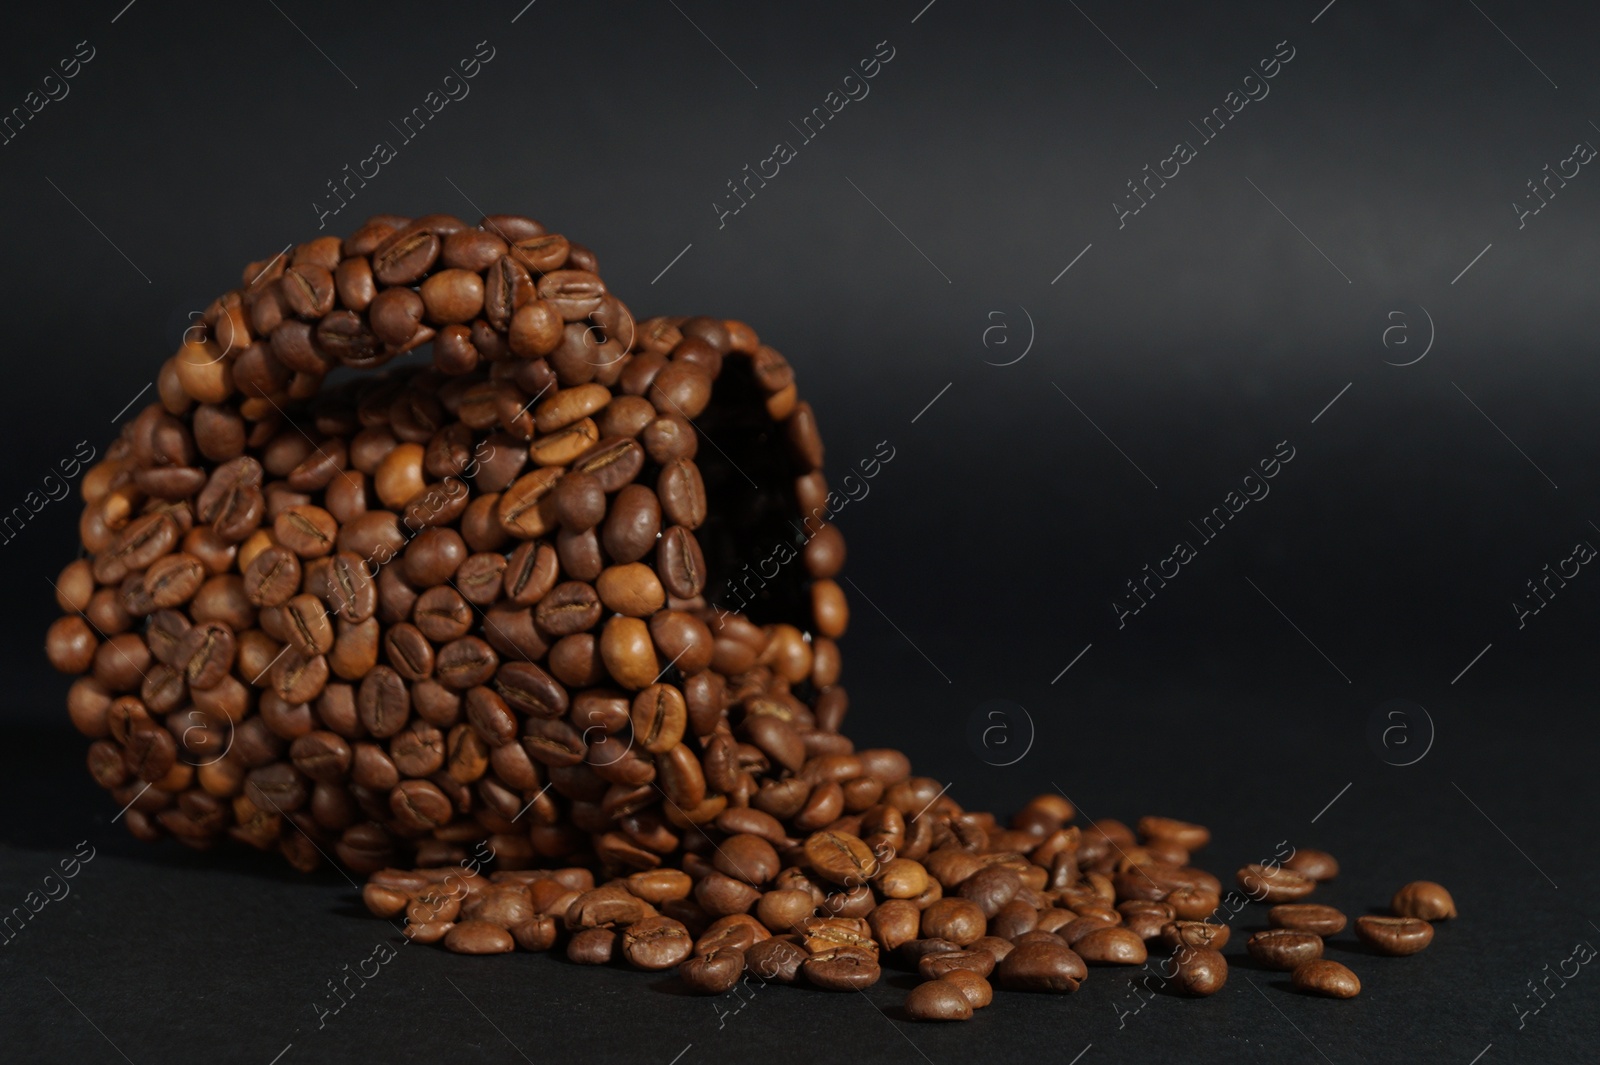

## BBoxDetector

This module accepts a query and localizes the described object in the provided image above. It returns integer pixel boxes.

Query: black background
[2,1,1597,1062]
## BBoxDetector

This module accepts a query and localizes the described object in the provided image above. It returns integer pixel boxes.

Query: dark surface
[2,0,1598,1061]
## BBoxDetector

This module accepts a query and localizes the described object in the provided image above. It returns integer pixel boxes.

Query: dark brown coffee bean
[1237,863,1316,903]
[283,593,334,655]
[657,459,706,529]
[1247,928,1325,970]
[1158,920,1230,952]
[243,546,302,607]
[536,269,605,320]
[175,620,235,690]
[498,543,556,608]
[958,865,1020,918]
[443,920,514,955]
[1172,946,1229,996]
[745,936,807,983]
[435,637,497,690]
[1283,848,1340,881]
[1391,881,1455,921]
[1292,959,1360,998]
[383,622,434,682]
[373,228,440,285]
[1269,904,1348,937]
[679,947,744,993]
[905,979,974,1021]
[656,525,706,599]
[1354,915,1434,956]
[272,505,337,559]
[358,666,410,737]
[918,949,995,980]
[1075,926,1148,965]
[620,916,694,971]
[804,830,879,886]
[536,581,601,637]
[281,263,336,319]
[465,687,518,748]
[802,946,880,991]
[994,941,1085,993]
[571,438,643,494]
[321,552,377,622]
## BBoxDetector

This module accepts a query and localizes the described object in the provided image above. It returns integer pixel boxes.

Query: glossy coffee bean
[1354,915,1434,956]
[1391,881,1455,921]
[1292,959,1361,998]
[1246,928,1325,970]
[1269,904,1347,937]
[904,979,973,1021]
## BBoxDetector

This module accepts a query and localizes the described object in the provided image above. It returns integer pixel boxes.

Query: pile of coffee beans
[47,211,849,877]
[46,211,1458,1023]
[362,804,1457,1021]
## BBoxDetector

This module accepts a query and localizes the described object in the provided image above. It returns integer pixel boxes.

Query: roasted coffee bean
[804,830,879,886]
[1237,863,1316,903]
[679,947,744,993]
[745,936,807,983]
[1391,881,1455,921]
[1158,920,1230,952]
[1075,926,1148,965]
[1292,959,1361,998]
[1283,848,1340,881]
[1354,916,1434,956]
[1171,946,1229,996]
[1269,904,1347,937]
[1247,928,1325,970]
[243,546,302,607]
[802,946,880,991]
[995,942,1085,993]
[904,979,973,1021]
[620,916,695,971]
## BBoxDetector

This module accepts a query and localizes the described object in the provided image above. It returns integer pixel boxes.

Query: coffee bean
[1075,926,1148,965]
[1171,946,1229,996]
[1283,848,1340,881]
[243,545,302,607]
[1292,959,1361,998]
[568,927,618,965]
[620,916,694,970]
[1391,881,1455,921]
[745,937,807,983]
[994,941,1085,993]
[1246,928,1325,970]
[1237,863,1316,903]
[904,979,973,1021]
[802,946,880,991]
[918,949,995,980]
[1354,915,1434,956]
[680,947,744,993]
[1269,904,1347,937]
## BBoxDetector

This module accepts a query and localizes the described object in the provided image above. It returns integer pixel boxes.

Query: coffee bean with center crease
[384,622,435,682]
[1270,904,1347,937]
[176,620,235,690]
[284,593,335,655]
[621,917,695,971]
[802,946,880,991]
[493,661,567,718]
[1247,928,1325,970]
[679,947,744,993]
[657,459,706,529]
[745,937,807,983]
[656,525,706,599]
[243,546,302,607]
[804,830,879,886]
[571,438,643,494]
[535,581,603,638]
[321,552,377,622]
[436,637,497,690]
[358,666,410,738]
[1354,916,1434,956]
